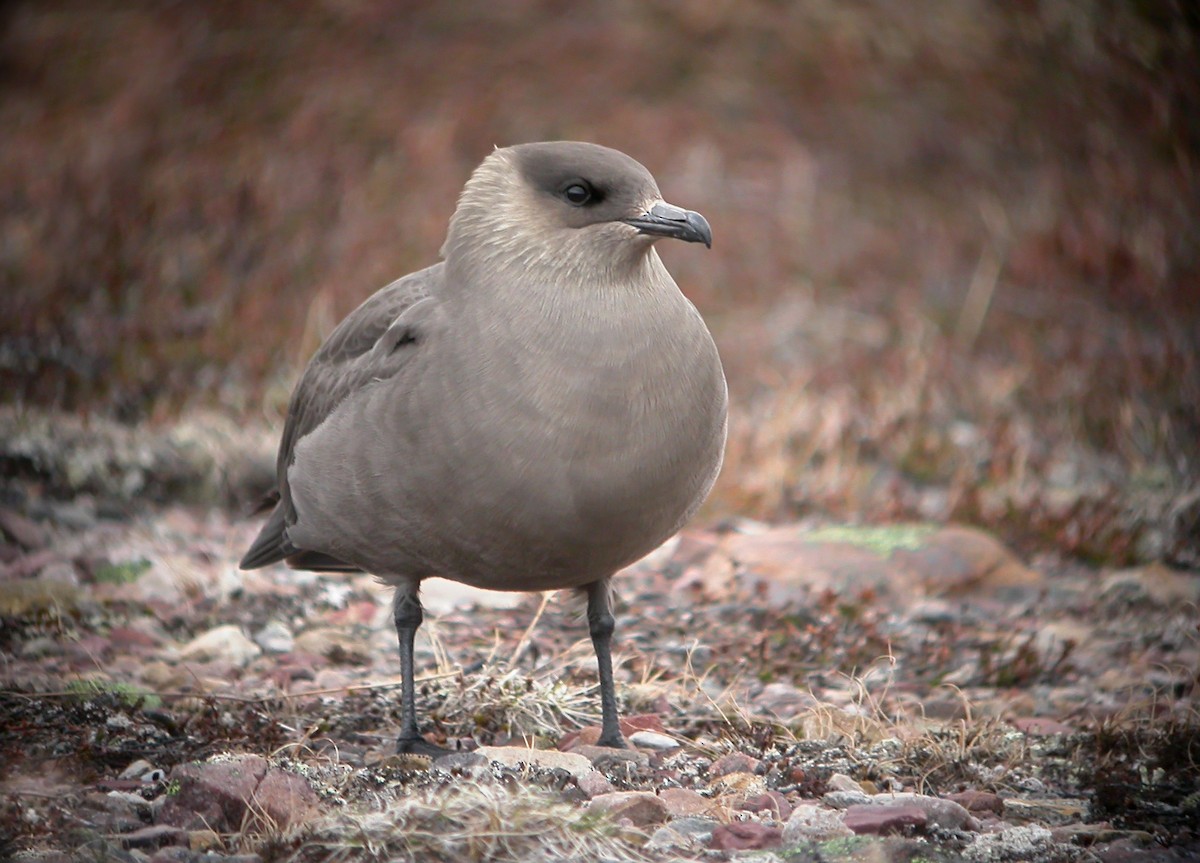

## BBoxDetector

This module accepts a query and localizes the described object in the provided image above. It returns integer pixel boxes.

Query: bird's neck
[445,247,676,326]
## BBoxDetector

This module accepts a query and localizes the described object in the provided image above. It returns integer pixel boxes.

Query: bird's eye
[561,182,593,206]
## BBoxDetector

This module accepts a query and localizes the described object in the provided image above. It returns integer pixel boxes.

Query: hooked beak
[622,201,712,248]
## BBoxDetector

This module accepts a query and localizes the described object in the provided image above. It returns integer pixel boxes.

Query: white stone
[474,745,593,778]
[629,730,680,751]
[782,803,854,843]
[253,620,295,653]
[177,625,261,666]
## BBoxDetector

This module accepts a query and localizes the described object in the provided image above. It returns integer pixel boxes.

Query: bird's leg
[586,579,627,748]
[393,579,445,754]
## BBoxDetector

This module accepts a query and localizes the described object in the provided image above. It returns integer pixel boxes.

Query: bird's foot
[395,735,451,756]
[594,733,628,749]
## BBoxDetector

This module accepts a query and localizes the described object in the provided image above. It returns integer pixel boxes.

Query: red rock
[948,790,1005,815]
[576,771,613,798]
[157,754,320,831]
[0,508,49,550]
[558,726,602,750]
[740,791,792,820]
[659,787,719,818]
[709,752,762,778]
[709,822,783,850]
[843,804,928,835]
[619,713,666,735]
[255,766,322,828]
[587,791,670,827]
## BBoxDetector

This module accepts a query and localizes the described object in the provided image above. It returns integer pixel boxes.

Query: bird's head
[442,141,711,286]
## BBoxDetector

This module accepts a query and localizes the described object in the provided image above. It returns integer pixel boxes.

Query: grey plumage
[241,141,727,751]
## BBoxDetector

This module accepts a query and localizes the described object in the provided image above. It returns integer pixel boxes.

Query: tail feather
[285,550,363,573]
[239,503,293,570]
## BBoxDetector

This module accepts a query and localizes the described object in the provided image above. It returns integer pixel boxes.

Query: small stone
[823,789,873,808]
[963,825,1054,861]
[572,744,649,769]
[253,621,294,654]
[177,625,261,667]
[1049,822,1156,846]
[187,830,221,852]
[827,772,865,793]
[619,713,667,735]
[659,787,718,819]
[739,791,792,820]
[843,804,928,835]
[646,825,696,852]
[1003,797,1086,826]
[431,751,489,775]
[587,791,670,828]
[120,759,157,780]
[870,792,973,830]
[474,745,593,778]
[0,507,49,549]
[782,803,854,843]
[948,790,1005,816]
[708,752,762,777]
[629,730,679,751]
[158,754,319,831]
[120,826,186,850]
[255,767,323,827]
[557,726,601,750]
[709,770,766,797]
[576,771,614,798]
[292,627,366,663]
[754,682,818,719]
[709,821,782,851]
[667,816,721,843]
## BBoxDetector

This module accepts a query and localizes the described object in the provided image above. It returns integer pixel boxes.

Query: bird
[240,141,727,753]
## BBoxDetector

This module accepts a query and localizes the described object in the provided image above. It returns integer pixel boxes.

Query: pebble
[628,730,679,751]
[823,789,873,808]
[252,621,294,654]
[474,746,592,778]
[120,826,186,850]
[668,815,720,842]
[949,790,1005,815]
[963,825,1054,862]
[575,771,614,798]
[739,791,791,820]
[826,772,866,793]
[708,752,762,777]
[709,821,782,850]
[1003,797,1086,826]
[658,787,718,819]
[870,792,974,830]
[782,803,854,843]
[158,754,320,831]
[177,625,261,666]
[586,791,670,827]
[571,744,649,769]
[843,804,928,835]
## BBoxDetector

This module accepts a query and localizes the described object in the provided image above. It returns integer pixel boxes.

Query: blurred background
[2,0,1197,565]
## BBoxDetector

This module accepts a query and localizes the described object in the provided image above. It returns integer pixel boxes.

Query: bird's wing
[239,263,441,570]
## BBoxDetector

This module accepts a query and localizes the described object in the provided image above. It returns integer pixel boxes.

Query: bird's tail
[239,503,292,569]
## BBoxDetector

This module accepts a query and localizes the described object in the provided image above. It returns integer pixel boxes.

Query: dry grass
[270,778,654,863]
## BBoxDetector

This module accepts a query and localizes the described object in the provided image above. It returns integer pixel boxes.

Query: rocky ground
[1,410,1197,863]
